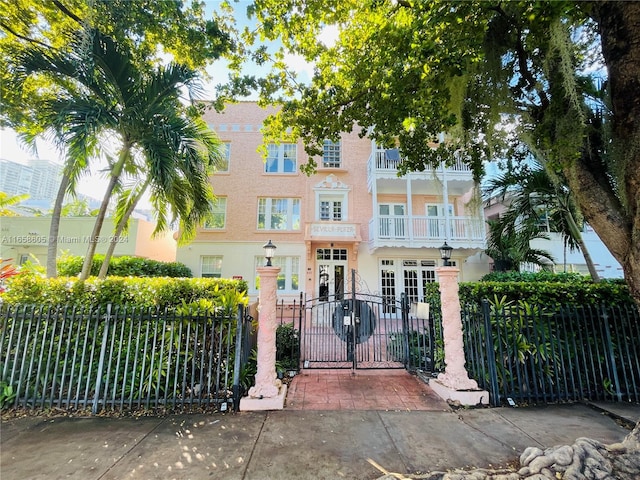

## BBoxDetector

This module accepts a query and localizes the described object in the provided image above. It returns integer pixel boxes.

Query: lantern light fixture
[439,241,453,266]
[263,240,276,266]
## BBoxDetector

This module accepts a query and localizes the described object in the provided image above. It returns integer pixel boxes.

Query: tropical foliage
[483,161,600,280]
[484,218,555,273]
[0,258,20,294]
[1,1,233,278]
[0,192,29,216]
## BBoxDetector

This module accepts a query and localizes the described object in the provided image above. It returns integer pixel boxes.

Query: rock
[552,445,574,466]
[520,447,544,466]
[376,422,640,480]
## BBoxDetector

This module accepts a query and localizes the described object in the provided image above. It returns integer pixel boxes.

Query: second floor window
[258,198,301,230]
[322,140,341,168]
[320,200,342,221]
[265,143,297,173]
[204,197,226,229]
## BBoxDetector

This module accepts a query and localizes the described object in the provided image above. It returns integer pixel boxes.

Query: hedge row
[57,255,192,278]
[422,278,633,310]
[2,273,633,311]
[1,275,248,309]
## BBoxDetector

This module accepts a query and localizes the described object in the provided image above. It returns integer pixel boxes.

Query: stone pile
[376,422,640,480]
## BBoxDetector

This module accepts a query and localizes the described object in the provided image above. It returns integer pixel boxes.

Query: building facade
[176,102,488,303]
[1,217,177,266]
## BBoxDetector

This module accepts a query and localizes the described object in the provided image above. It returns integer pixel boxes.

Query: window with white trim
[322,140,341,168]
[265,143,297,173]
[258,198,301,230]
[216,143,230,172]
[317,194,346,221]
[320,199,342,221]
[255,256,300,291]
[201,256,222,278]
[204,197,226,229]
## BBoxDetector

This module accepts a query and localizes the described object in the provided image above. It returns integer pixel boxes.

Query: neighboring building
[484,195,623,279]
[0,158,62,210]
[0,217,177,266]
[176,102,488,303]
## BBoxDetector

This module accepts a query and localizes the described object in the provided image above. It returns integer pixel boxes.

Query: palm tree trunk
[97,180,150,279]
[46,174,70,277]
[79,149,128,281]
[566,211,601,282]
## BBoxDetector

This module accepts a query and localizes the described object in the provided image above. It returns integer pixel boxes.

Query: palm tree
[0,192,29,216]
[15,28,223,280]
[485,219,555,272]
[97,111,223,279]
[484,164,601,281]
[14,27,110,277]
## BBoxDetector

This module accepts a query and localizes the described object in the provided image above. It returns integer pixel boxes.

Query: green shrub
[459,279,633,307]
[57,254,192,278]
[276,322,300,371]
[480,271,591,283]
[1,274,248,310]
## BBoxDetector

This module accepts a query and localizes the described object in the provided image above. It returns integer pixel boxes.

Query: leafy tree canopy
[0,0,234,136]
[218,0,640,306]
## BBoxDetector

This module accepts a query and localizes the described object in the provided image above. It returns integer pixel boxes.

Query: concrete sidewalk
[1,402,638,480]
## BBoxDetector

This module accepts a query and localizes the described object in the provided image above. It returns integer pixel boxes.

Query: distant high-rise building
[0,158,62,209]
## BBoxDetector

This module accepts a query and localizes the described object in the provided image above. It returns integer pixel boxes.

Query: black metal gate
[299,271,436,371]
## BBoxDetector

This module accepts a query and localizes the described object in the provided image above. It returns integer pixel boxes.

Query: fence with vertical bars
[0,303,253,414]
[462,300,640,406]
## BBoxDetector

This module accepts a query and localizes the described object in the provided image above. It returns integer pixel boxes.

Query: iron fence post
[601,304,622,402]
[92,303,112,415]
[482,299,500,406]
[351,269,357,370]
[297,291,303,370]
[401,293,410,368]
[232,304,246,412]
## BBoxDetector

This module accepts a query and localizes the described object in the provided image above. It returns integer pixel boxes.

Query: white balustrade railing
[372,215,485,244]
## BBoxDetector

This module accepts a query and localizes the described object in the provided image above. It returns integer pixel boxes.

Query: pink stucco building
[176,102,488,303]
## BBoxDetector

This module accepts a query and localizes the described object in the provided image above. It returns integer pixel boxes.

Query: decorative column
[240,266,287,410]
[430,266,489,405]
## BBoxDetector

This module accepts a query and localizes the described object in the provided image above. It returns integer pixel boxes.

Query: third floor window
[322,140,341,168]
[265,143,297,173]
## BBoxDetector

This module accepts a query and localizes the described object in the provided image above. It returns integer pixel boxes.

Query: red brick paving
[285,369,450,411]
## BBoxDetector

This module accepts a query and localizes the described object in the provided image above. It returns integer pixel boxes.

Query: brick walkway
[284,369,450,411]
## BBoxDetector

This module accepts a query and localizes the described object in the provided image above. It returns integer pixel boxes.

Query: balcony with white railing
[367,148,474,192]
[368,215,486,251]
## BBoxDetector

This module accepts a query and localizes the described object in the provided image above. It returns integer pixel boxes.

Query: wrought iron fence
[462,300,640,406]
[0,303,253,414]
[273,297,302,374]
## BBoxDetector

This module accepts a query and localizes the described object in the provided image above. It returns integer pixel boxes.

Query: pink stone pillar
[436,267,479,390]
[247,266,282,399]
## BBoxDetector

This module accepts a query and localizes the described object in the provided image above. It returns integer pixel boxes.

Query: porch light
[439,241,453,266]
[263,240,276,266]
